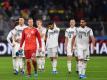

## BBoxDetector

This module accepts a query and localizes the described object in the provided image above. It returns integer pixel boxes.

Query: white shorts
[12,42,25,57]
[67,47,78,57]
[67,47,73,56]
[77,48,90,60]
[36,42,45,57]
[47,47,58,57]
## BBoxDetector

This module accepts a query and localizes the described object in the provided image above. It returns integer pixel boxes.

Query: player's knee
[26,59,30,62]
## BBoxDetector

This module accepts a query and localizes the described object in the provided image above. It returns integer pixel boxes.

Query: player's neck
[70,26,74,28]
[29,26,33,28]
[19,24,24,27]
[38,26,42,29]
[81,26,86,28]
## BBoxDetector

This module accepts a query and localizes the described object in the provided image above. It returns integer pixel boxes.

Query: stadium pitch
[0,56,107,80]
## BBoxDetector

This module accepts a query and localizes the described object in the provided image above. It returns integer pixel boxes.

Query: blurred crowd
[0,0,107,40]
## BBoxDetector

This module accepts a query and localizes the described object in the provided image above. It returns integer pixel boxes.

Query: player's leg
[67,48,73,73]
[12,57,17,74]
[74,49,78,73]
[14,43,21,74]
[51,47,58,73]
[41,43,46,70]
[41,55,45,70]
[24,50,32,77]
[12,46,18,74]
[47,47,58,73]
[18,57,24,75]
[81,48,90,78]
[31,50,38,77]
[36,49,42,70]
[77,49,84,78]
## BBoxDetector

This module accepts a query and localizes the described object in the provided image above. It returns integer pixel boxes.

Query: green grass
[0,56,107,80]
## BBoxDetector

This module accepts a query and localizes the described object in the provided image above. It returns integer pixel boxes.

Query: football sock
[78,61,83,75]
[52,59,57,71]
[27,61,31,75]
[16,58,19,72]
[82,61,87,75]
[37,58,41,69]
[41,57,45,69]
[13,58,16,70]
[32,60,37,73]
[67,61,71,72]
[76,61,78,72]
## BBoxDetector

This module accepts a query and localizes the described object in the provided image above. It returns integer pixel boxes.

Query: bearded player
[72,18,95,79]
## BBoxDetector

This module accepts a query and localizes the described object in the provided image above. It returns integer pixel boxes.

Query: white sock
[37,58,41,69]
[18,58,23,71]
[41,58,45,69]
[76,62,78,71]
[16,58,19,72]
[52,59,57,71]
[82,61,87,75]
[12,58,16,70]
[78,61,83,75]
[22,58,25,72]
[67,61,71,72]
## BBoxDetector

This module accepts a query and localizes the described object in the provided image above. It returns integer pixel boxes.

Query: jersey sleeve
[65,29,68,37]
[7,31,13,45]
[73,28,77,36]
[42,28,46,34]
[36,29,42,48]
[89,29,94,36]
[20,30,25,48]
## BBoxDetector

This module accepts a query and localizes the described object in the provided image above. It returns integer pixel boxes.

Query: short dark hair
[80,18,87,22]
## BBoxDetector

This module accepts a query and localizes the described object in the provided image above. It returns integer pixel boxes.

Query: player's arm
[64,30,68,51]
[20,30,25,48]
[7,32,13,46]
[71,35,76,51]
[41,29,46,38]
[89,29,96,49]
[90,36,96,49]
[36,29,42,48]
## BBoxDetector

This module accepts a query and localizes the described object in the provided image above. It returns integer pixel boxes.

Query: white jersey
[13,24,27,43]
[37,27,46,42]
[65,27,76,48]
[74,26,94,49]
[7,29,14,46]
[46,27,60,48]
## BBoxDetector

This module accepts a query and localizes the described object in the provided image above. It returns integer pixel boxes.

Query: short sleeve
[42,28,46,34]
[65,30,68,37]
[90,29,94,36]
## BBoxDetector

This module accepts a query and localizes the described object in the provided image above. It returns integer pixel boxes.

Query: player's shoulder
[85,26,92,31]
[66,27,70,31]
[55,27,60,31]
[14,25,19,30]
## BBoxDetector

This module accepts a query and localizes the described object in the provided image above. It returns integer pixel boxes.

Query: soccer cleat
[34,72,38,77]
[26,74,31,79]
[68,71,71,74]
[21,70,24,75]
[14,70,18,75]
[79,74,87,79]
[76,71,78,74]
[52,71,58,74]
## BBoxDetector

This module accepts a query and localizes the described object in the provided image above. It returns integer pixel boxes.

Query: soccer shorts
[13,42,25,57]
[47,47,58,57]
[67,47,73,56]
[36,42,45,57]
[24,49,36,59]
[77,48,90,61]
